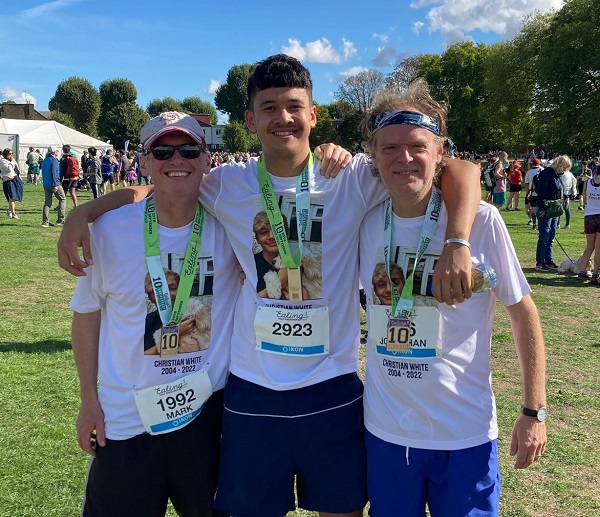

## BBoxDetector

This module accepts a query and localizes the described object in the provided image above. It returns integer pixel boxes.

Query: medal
[286,267,303,301]
[386,317,411,352]
[159,324,180,357]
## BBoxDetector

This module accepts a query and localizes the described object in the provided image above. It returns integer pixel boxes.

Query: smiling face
[141,131,210,201]
[245,87,316,167]
[371,122,443,216]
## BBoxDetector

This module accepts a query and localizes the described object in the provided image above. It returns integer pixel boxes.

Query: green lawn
[0,185,598,516]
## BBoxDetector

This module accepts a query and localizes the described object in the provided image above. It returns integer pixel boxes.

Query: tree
[223,121,253,152]
[98,102,149,149]
[324,100,356,120]
[385,57,420,94]
[181,97,218,124]
[334,70,385,112]
[49,111,76,129]
[414,42,488,151]
[48,77,101,136]
[214,63,255,123]
[146,97,183,117]
[309,105,340,149]
[336,110,365,153]
[99,79,137,112]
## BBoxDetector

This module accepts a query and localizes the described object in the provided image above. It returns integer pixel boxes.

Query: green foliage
[336,110,365,153]
[98,102,149,149]
[181,97,218,124]
[223,121,253,152]
[214,63,255,123]
[309,105,340,149]
[324,100,356,120]
[146,97,183,117]
[99,78,137,112]
[49,110,76,129]
[48,77,101,136]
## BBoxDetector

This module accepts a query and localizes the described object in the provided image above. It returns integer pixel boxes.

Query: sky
[2,0,564,123]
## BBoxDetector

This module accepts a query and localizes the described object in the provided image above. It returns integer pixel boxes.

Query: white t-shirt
[560,171,576,196]
[70,199,238,439]
[359,200,531,450]
[585,179,600,216]
[199,155,387,390]
[524,167,541,194]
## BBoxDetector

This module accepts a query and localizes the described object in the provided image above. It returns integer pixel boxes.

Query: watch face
[537,407,548,422]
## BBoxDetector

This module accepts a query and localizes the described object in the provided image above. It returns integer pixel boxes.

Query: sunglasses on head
[146,144,205,160]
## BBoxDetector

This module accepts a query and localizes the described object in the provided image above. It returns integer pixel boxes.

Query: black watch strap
[521,405,547,421]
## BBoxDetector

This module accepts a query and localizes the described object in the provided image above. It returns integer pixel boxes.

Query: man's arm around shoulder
[58,185,154,276]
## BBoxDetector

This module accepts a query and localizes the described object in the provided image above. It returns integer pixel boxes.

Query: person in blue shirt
[41,146,66,227]
[535,155,572,271]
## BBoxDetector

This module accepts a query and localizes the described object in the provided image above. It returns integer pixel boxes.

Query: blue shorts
[366,431,501,517]
[492,192,506,206]
[214,373,367,517]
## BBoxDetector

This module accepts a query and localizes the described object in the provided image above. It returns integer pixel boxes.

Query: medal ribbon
[257,153,313,268]
[144,198,205,325]
[384,186,442,317]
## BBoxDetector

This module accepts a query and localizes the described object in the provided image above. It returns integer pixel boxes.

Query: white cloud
[206,80,220,96]
[339,66,369,80]
[372,32,389,43]
[21,0,85,19]
[282,38,356,64]
[412,21,425,35]
[411,0,565,42]
[372,47,398,68]
[0,88,37,105]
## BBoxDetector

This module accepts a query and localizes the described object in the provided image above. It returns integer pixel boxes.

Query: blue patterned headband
[371,110,441,136]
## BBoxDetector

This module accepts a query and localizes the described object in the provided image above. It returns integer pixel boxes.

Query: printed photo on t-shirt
[370,246,440,306]
[143,251,214,355]
[252,194,323,301]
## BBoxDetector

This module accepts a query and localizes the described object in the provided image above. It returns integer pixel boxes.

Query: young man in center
[57,54,482,516]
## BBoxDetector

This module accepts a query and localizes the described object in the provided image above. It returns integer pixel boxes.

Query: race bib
[368,304,442,359]
[254,305,329,356]
[134,370,212,435]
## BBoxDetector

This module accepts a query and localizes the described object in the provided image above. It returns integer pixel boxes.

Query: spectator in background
[492,151,509,210]
[525,158,543,230]
[1,148,24,219]
[26,146,42,185]
[60,144,80,208]
[101,149,117,194]
[579,170,600,283]
[578,161,592,210]
[84,147,103,199]
[507,160,523,211]
[535,155,572,271]
[560,162,577,229]
[41,146,66,227]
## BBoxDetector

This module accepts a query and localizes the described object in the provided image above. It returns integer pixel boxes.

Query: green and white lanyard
[144,198,205,326]
[384,186,442,318]
[257,153,313,269]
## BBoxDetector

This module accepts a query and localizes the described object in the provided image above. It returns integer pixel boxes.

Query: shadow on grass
[522,269,597,287]
[0,340,71,353]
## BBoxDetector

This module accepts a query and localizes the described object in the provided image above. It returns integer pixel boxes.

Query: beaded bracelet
[443,238,471,248]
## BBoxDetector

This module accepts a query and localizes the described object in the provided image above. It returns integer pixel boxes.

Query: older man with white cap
[69,112,236,516]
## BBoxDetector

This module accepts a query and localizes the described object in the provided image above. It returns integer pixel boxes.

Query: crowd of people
[478,150,600,284]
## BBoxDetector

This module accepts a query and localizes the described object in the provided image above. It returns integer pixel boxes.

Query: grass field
[0,183,598,516]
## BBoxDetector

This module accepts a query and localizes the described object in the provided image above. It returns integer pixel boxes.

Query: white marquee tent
[0,118,110,172]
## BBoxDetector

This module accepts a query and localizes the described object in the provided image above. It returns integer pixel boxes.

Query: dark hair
[247,54,313,110]
[88,147,97,156]
[62,144,71,154]
[2,148,12,158]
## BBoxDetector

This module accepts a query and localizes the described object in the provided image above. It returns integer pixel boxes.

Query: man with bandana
[358,79,547,517]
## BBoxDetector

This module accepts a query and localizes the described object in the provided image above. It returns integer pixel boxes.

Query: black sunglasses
[146,144,205,160]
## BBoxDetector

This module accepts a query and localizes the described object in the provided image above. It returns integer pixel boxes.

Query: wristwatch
[521,405,548,422]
